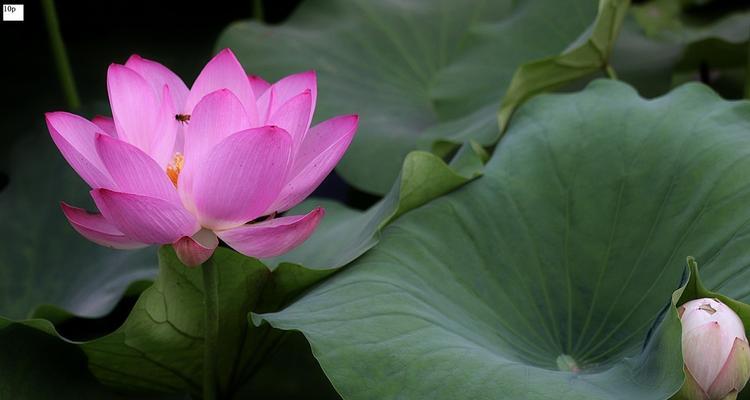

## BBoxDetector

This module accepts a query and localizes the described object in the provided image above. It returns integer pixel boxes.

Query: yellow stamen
[166,152,184,187]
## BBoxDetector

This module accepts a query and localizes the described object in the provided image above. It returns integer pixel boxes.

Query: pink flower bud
[678,298,750,400]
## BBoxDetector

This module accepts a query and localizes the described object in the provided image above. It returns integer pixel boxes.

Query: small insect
[175,114,191,124]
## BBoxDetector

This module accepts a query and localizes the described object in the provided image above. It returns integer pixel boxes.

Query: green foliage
[498,0,630,132]
[613,0,750,98]
[3,0,750,398]
[0,126,157,321]
[0,323,172,399]
[265,147,485,270]
[1,247,338,399]
[257,80,750,399]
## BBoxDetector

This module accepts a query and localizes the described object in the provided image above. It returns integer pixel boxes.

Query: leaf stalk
[41,0,81,109]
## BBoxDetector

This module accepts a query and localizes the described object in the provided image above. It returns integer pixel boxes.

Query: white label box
[3,4,24,21]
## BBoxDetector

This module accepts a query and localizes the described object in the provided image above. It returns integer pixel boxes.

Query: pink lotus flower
[678,298,750,400]
[46,49,358,266]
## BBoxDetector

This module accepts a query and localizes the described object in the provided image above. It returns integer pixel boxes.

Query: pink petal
[91,189,199,244]
[91,115,117,137]
[707,338,750,399]
[191,126,292,230]
[107,64,160,152]
[182,89,250,164]
[248,74,270,98]
[681,299,746,337]
[266,90,313,154]
[45,111,113,188]
[683,321,732,390]
[173,229,218,267]
[95,133,179,203]
[184,49,258,125]
[179,89,250,209]
[257,70,317,125]
[217,208,324,258]
[61,202,146,249]
[267,115,358,213]
[125,54,189,111]
[148,85,179,168]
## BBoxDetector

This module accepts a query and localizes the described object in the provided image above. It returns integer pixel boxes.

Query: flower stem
[253,0,264,22]
[202,260,220,400]
[41,0,81,110]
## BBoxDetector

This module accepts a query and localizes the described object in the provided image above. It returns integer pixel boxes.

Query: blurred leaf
[498,0,630,132]
[218,0,602,194]
[0,322,179,399]
[0,123,157,321]
[256,80,750,399]
[613,0,750,97]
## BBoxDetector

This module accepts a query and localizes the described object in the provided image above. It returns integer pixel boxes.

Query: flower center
[166,152,184,186]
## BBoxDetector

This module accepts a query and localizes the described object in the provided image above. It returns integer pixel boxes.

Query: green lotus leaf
[256,80,750,399]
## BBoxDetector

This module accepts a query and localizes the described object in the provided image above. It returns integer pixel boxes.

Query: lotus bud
[678,298,750,400]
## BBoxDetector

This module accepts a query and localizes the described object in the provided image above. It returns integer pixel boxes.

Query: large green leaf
[218,0,603,194]
[257,80,750,399]
[0,126,157,321]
